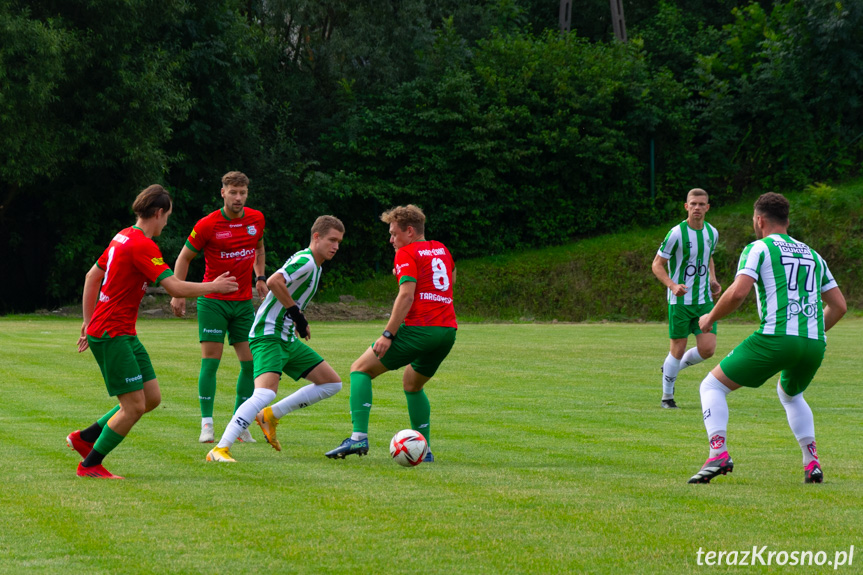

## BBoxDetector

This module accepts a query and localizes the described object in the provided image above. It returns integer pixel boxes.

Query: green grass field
[1,317,861,574]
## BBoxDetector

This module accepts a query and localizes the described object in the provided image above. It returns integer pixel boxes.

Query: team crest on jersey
[247,225,257,236]
[151,257,165,266]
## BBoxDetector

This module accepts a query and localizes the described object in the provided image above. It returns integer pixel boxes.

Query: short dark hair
[754,192,789,224]
[687,188,708,202]
[132,185,172,219]
[311,215,345,238]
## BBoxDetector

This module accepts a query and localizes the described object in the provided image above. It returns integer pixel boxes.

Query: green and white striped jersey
[657,221,719,305]
[737,234,837,342]
[249,248,321,341]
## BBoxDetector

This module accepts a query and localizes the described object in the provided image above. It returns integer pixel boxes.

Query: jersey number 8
[431,257,450,291]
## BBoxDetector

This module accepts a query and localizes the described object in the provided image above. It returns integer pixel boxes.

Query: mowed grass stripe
[0,317,861,574]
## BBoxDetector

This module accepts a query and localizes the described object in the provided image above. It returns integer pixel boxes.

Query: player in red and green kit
[67,185,238,478]
[326,204,457,462]
[170,171,267,443]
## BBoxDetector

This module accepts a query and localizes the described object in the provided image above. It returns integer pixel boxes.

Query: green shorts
[87,334,156,397]
[668,302,716,339]
[197,297,254,345]
[719,332,826,395]
[379,325,457,378]
[249,336,324,381]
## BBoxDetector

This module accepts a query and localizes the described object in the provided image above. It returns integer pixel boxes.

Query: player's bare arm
[78,264,106,353]
[822,287,847,332]
[254,238,268,300]
[373,281,416,359]
[162,272,238,299]
[170,246,198,317]
[652,254,688,297]
[699,274,755,333]
[266,271,309,340]
[708,257,722,298]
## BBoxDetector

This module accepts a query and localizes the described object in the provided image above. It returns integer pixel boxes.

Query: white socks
[680,348,705,369]
[777,382,818,464]
[662,353,681,398]
[217,388,276,449]
[271,382,342,419]
[663,348,707,399]
[700,372,731,457]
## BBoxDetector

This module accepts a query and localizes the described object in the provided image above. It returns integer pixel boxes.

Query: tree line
[2,0,861,313]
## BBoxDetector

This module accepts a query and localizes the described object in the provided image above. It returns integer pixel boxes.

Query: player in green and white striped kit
[207,216,346,462]
[652,189,722,408]
[689,193,846,484]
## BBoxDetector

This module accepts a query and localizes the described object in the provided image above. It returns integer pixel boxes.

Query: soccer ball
[389,429,428,467]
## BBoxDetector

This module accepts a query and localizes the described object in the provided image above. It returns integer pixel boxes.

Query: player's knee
[700,372,731,396]
[776,381,799,405]
[699,347,716,359]
[144,394,162,413]
[120,404,146,423]
[318,381,342,398]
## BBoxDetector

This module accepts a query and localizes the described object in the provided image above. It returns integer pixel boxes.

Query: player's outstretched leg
[264,379,342,452]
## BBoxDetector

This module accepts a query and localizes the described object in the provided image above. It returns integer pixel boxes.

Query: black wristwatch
[255,276,267,283]
[382,330,395,340]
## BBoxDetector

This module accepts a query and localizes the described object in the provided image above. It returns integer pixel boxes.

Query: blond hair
[380,204,425,235]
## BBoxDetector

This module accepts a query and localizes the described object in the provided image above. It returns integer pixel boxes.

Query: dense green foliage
[2,317,862,573]
[336,179,863,321]
[2,0,862,312]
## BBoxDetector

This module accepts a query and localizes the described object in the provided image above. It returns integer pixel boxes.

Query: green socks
[349,372,431,446]
[405,389,431,447]
[198,358,221,418]
[83,424,125,467]
[234,360,255,413]
[80,405,121,443]
[350,371,373,434]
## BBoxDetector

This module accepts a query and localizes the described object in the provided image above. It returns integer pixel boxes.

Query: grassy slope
[330,179,863,322]
[1,317,861,574]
